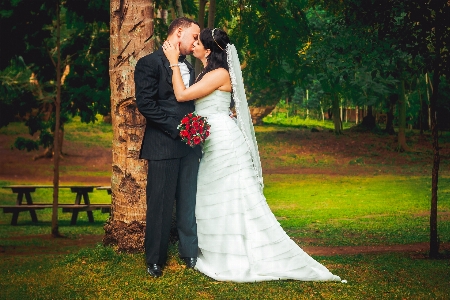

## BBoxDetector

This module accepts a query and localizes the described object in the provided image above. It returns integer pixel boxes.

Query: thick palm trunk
[104,0,153,252]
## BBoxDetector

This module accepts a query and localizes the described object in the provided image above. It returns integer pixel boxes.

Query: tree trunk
[385,95,396,135]
[195,0,208,77]
[361,105,376,130]
[207,0,216,28]
[426,73,432,129]
[331,94,342,134]
[104,0,153,252]
[429,10,442,258]
[397,81,410,151]
[429,72,440,258]
[52,0,62,237]
[355,105,359,124]
[175,0,183,17]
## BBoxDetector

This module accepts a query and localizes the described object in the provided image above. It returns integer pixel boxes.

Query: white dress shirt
[179,62,190,88]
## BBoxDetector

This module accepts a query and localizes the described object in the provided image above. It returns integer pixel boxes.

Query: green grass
[264,174,450,246]
[0,115,112,149]
[0,121,32,136]
[263,115,354,130]
[1,175,450,299]
[64,116,113,148]
[1,244,449,299]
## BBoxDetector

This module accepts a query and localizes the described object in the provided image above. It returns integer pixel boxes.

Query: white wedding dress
[194,90,342,282]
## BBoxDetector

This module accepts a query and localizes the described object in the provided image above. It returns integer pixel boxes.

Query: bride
[162,28,342,282]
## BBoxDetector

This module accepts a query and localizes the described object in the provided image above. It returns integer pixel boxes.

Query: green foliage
[221,0,310,106]
[0,57,39,128]
[0,0,110,151]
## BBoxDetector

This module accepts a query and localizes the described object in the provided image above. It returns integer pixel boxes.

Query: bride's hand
[162,40,180,65]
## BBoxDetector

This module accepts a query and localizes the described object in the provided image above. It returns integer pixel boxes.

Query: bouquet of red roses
[177,112,211,147]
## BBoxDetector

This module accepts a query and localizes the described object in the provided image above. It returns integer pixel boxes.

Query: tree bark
[397,81,410,151]
[385,95,396,135]
[52,0,62,237]
[195,0,208,77]
[331,93,342,134]
[429,71,440,258]
[361,105,376,130]
[429,8,442,258]
[104,0,153,252]
[207,0,216,28]
[175,0,183,17]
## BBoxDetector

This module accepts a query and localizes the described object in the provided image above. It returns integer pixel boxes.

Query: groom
[134,17,202,278]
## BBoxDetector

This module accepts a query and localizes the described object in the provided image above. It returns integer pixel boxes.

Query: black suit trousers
[145,149,200,266]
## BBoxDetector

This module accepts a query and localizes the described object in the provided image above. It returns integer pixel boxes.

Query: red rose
[193,136,202,145]
[181,117,189,124]
[180,130,189,137]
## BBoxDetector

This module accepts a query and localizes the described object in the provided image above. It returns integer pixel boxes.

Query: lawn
[0,116,449,299]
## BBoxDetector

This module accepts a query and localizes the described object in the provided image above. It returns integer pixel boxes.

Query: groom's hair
[168,17,199,36]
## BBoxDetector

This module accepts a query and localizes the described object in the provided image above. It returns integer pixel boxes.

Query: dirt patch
[2,234,449,257]
[259,129,449,176]
[0,234,103,256]
[1,127,448,183]
[0,134,111,184]
[300,242,450,256]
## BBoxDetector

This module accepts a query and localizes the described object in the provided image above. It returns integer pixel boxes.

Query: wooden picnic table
[0,185,111,225]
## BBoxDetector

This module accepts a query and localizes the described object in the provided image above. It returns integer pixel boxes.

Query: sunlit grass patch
[264,174,450,246]
[0,122,29,136]
[64,115,112,148]
[263,115,354,130]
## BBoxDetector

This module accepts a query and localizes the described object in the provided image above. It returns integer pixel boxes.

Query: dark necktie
[178,55,186,62]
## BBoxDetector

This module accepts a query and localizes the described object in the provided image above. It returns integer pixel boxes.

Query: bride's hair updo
[196,28,230,82]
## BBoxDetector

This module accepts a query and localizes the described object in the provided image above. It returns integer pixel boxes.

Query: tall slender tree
[52,0,63,237]
[104,0,154,252]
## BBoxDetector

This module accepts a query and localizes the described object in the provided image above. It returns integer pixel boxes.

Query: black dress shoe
[181,257,197,269]
[147,264,162,278]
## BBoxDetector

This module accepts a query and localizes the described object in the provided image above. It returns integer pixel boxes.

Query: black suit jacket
[135,48,202,160]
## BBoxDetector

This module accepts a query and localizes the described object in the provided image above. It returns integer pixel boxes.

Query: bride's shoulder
[203,68,229,79]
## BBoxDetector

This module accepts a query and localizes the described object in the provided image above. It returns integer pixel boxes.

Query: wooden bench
[0,185,111,225]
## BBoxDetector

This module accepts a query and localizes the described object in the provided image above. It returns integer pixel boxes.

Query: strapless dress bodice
[195,90,231,117]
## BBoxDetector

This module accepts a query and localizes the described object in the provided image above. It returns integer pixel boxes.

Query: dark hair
[168,17,199,36]
[196,28,230,82]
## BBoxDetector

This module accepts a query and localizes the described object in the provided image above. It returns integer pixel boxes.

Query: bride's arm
[171,68,229,102]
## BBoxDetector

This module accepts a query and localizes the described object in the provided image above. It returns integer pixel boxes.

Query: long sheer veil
[226,44,264,192]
